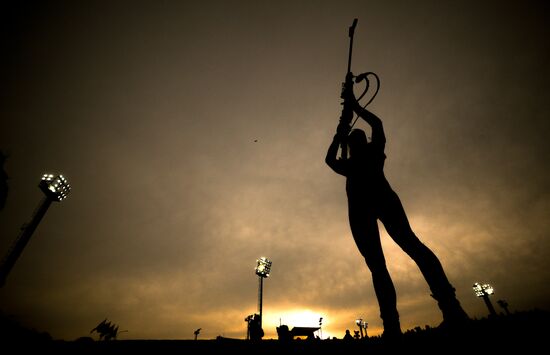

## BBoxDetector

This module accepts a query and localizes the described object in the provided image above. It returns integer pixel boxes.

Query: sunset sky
[0,0,548,340]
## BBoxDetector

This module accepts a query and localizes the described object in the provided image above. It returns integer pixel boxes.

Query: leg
[348,205,402,336]
[378,190,469,325]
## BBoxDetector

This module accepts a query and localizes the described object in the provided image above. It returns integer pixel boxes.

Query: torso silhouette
[328,120,393,210]
[344,141,390,201]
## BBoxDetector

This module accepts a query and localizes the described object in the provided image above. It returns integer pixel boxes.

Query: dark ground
[1,309,548,354]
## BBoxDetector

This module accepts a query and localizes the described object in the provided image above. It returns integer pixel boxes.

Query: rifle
[337,19,380,159]
[338,19,358,160]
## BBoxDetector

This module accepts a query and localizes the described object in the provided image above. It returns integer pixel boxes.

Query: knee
[400,238,434,260]
[364,255,388,274]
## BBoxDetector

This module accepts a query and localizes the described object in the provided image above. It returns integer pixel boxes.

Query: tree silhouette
[90,319,122,341]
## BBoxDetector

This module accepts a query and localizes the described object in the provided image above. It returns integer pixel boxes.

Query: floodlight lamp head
[255,257,272,278]
[482,283,494,295]
[473,282,494,297]
[473,283,483,297]
[39,173,71,201]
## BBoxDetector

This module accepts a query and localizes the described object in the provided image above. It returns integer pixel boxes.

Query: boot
[432,292,470,330]
[381,310,402,341]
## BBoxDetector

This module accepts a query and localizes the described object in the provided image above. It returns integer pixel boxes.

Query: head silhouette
[348,129,368,156]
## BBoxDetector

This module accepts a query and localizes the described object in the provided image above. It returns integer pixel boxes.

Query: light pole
[255,257,272,332]
[473,282,497,317]
[0,173,71,287]
[497,299,510,315]
[355,318,368,339]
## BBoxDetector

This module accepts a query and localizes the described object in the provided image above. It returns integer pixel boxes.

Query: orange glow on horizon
[263,309,330,339]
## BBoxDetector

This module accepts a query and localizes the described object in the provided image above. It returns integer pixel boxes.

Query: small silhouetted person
[249,314,264,341]
[343,329,353,341]
[326,73,469,339]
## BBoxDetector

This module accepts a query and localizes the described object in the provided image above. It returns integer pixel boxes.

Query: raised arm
[341,73,386,147]
[353,104,386,147]
[325,123,350,176]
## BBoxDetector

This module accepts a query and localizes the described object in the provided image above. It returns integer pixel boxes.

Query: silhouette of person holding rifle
[325,74,469,339]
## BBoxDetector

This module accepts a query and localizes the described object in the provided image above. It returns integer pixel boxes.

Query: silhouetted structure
[3,309,547,353]
[276,324,291,342]
[291,327,320,340]
[497,299,511,315]
[473,282,497,317]
[194,328,201,340]
[326,23,469,336]
[90,319,120,341]
[254,257,272,338]
[356,318,368,338]
[0,152,7,211]
[276,324,320,341]
[0,173,71,287]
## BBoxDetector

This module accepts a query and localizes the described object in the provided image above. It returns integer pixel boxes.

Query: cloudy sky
[0,0,548,340]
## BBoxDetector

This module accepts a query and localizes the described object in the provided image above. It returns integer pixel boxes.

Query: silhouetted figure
[326,74,469,339]
[244,314,253,339]
[248,314,264,341]
[343,329,353,341]
[194,328,201,340]
[0,152,8,211]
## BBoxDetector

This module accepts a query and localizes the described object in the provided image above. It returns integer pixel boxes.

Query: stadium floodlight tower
[355,318,368,338]
[0,173,71,287]
[255,257,272,331]
[473,282,497,317]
